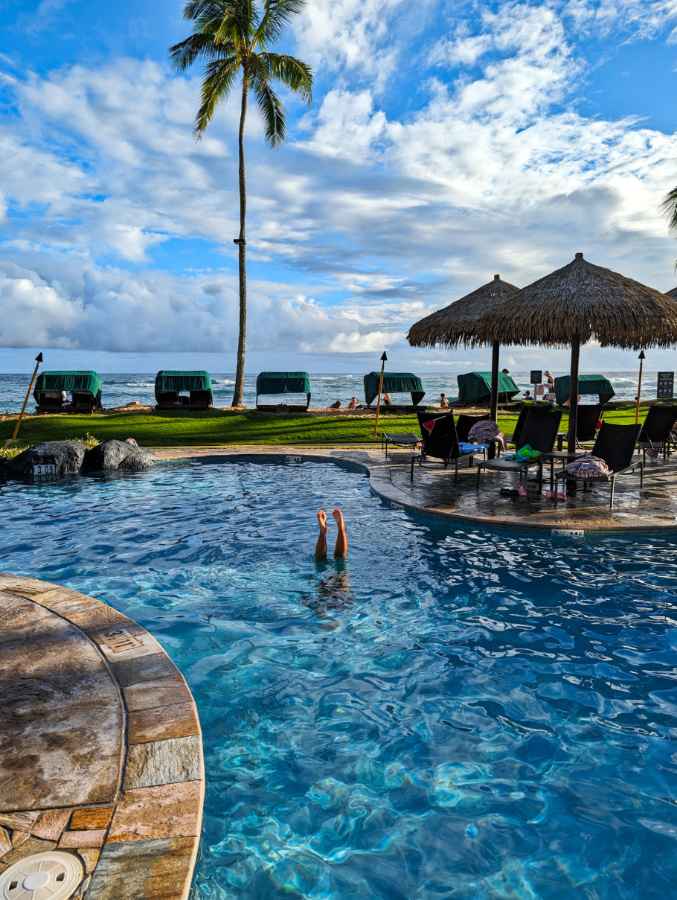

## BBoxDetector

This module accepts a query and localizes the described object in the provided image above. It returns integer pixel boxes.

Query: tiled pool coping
[0,573,204,900]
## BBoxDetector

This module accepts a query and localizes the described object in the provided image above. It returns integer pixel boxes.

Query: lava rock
[83,440,154,473]
[5,441,87,478]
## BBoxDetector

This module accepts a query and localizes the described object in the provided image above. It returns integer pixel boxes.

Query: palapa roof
[407,274,520,349]
[667,287,677,300]
[473,253,677,350]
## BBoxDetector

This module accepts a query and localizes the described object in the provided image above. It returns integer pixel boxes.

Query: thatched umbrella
[667,287,677,300]
[407,274,520,421]
[474,253,677,451]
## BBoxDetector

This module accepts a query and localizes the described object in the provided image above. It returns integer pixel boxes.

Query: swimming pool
[1,459,676,899]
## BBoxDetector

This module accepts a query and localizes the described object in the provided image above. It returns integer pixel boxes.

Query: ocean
[0,371,660,414]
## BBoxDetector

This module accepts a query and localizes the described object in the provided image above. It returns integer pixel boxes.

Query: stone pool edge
[152,446,677,535]
[0,573,204,900]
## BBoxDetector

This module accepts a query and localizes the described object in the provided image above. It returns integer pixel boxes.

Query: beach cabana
[407,275,520,421]
[363,372,425,410]
[474,253,677,452]
[34,371,102,414]
[256,372,311,411]
[154,371,213,410]
[554,374,615,406]
[457,371,519,406]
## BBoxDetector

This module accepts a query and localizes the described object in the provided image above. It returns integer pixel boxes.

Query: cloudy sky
[2,0,677,374]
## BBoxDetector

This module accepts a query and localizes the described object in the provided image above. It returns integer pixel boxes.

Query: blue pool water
[1,459,677,899]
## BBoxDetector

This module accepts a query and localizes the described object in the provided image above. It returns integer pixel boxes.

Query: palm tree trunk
[232,77,248,407]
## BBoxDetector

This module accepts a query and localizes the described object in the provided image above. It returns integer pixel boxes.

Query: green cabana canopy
[554,374,615,406]
[34,371,102,406]
[256,372,311,404]
[363,372,425,406]
[155,371,212,402]
[457,371,519,405]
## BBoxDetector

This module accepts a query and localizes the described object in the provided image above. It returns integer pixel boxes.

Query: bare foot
[332,509,347,559]
[315,510,329,560]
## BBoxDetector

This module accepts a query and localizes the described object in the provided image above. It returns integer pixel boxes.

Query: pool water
[1,459,676,900]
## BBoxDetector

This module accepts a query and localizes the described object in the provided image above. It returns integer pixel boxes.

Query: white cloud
[2,1,677,368]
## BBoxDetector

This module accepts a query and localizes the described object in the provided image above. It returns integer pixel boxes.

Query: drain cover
[0,852,83,900]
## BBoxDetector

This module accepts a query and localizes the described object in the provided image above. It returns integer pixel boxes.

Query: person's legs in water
[332,508,347,558]
[315,510,328,560]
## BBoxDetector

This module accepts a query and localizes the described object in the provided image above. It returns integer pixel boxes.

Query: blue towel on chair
[459,442,489,454]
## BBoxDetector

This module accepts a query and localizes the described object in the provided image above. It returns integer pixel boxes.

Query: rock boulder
[5,441,87,478]
[83,440,154,473]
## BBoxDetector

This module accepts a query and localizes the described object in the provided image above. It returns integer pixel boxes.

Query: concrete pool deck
[0,574,204,900]
[155,445,677,533]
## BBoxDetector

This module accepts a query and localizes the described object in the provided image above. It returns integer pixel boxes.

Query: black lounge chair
[455,414,489,443]
[505,406,530,446]
[550,403,603,453]
[382,431,421,457]
[475,408,562,489]
[573,404,603,443]
[638,405,677,460]
[410,413,475,483]
[554,422,643,508]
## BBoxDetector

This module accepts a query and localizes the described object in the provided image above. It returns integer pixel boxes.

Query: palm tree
[170,0,313,407]
[661,187,677,238]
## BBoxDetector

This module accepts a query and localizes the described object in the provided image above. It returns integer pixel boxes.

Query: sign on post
[657,372,674,400]
[530,370,543,385]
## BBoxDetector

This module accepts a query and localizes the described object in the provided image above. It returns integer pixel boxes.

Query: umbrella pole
[567,336,580,454]
[11,353,43,443]
[373,358,386,437]
[490,340,499,423]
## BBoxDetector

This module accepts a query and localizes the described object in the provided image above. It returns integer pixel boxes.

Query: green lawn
[0,405,646,450]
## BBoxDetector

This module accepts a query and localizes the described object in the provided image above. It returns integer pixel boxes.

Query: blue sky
[2,0,677,374]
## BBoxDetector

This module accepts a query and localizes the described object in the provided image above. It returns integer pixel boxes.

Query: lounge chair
[410,413,476,483]
[455,414,489,443]
[548,403,603,454]
[553,422,643,508]
[475,408,562,489]
[507,405,564,447]
[505,406,530,446]
[382,431,421,458]
[638,405,677,460]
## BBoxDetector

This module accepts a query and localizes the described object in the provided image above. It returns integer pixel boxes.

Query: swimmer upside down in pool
[315,509,347,560]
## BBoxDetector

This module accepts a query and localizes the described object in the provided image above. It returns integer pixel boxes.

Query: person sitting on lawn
[328,400,341,409]
[439,393,449,408]
[347,397,360,409]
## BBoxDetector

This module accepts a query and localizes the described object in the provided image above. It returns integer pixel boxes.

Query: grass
[0,404,649,450]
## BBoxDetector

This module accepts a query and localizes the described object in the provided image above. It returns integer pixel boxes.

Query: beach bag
[565,455,611,478]
[468,420,506,450]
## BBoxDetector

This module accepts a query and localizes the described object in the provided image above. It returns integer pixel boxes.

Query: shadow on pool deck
[370,449,677,532]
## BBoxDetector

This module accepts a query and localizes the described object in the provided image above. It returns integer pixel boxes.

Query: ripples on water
[1,460,676,899]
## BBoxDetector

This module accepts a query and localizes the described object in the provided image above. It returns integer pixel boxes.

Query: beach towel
[565,455,611,478]
[468,420,506,450]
